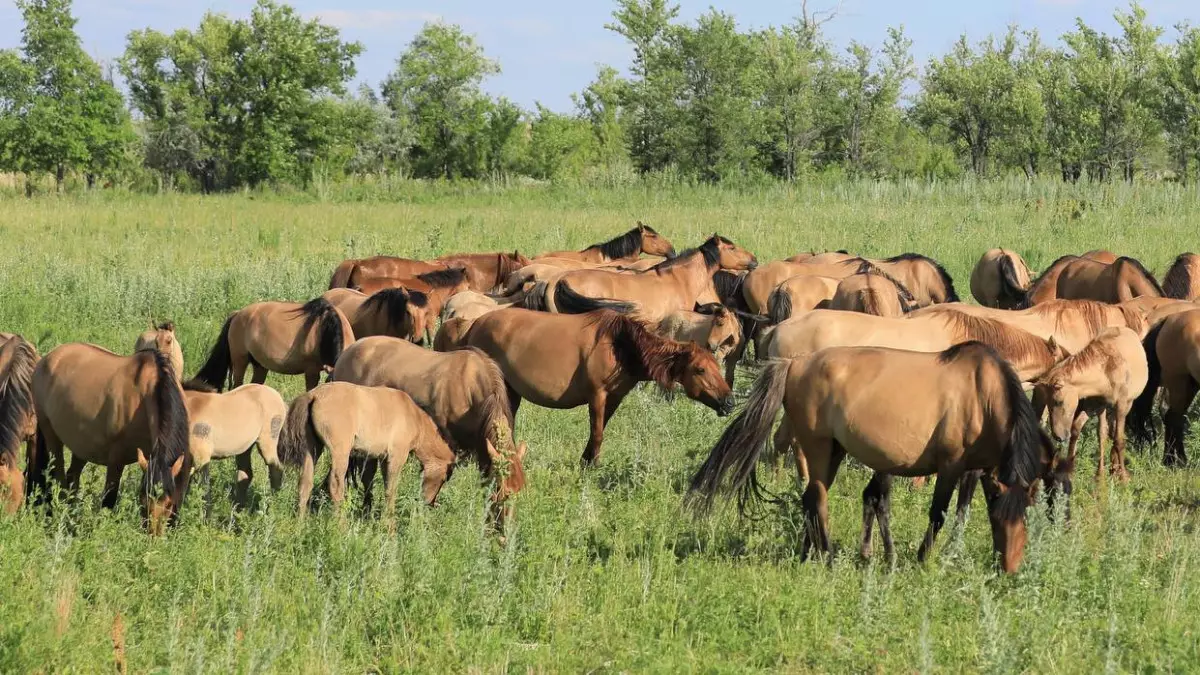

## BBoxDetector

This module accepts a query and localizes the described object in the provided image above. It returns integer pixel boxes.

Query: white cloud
[310,10,441,30]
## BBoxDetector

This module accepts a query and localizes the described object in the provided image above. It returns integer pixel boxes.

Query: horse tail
[767,286,792,324]
[554,281,635,315]
[329,260,357,289]
[689,358,791,516]
[1128,320,1165,445]
[521,281,549,312]
[279,391,318,467]
[297,298,348,368]
[194,314,234,391]
[0,337,37,473]
[997,255,1027,306]
[143,350,191,504]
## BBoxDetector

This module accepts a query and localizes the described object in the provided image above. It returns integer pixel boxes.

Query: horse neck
[660,254,716,301]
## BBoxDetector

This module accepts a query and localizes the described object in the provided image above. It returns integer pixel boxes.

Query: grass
[2,179,1200,672]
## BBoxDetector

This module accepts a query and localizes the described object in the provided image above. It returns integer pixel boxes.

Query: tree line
[1,0,1199,193]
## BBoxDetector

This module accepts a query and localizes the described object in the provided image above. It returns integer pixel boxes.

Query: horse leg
[1163,376,1197,467]
[917,468,962,564]
[771,418,797,479]
[100,463,125,509]
[359,458,378,518]
[1067,411,1087,463]
[250,364,269,386]
[1111,404,1131,482]
[875,473,896,565]
[303,370,319,391]
[954,470,981,527]
[297,451,316,518]
[581,391,609,467]
[257,421,285,492]
[233,449,253,509]
[799,437,845,562]
[328,445,351,517]
[860,472,893,562]
[382,453,407,520]
[65,455,86,499]
[506,384,522,425]
[1095,408,1108,479]
[230,351,251,389]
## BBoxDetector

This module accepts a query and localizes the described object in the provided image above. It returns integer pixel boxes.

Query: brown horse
[829,270,916,317]
[323,287,426,343]
[535,222,676,263]
[784,251,857,264]
[654,304,743,363]
[538,235,757,321]
[970,248,1032,309]
[743,260,860,315]
[912,300,1145,354]
[181,380,288,508]
[1129,309,1200,466]
[1024,255,1162,306]
[1032,327,1146,481]
[436,251,529,293]
[465,308,733,465]
[866,254,959,306]
[29,325,191,533]
[329,251,527,293]
[0,335,37,514]
[195,298,354,392]
[329,336,526,530]
[352,268,471,344]
[1163,253,1200,301]
[689,342,1064,573]
[433,316,474,352]
[280,382,457,517]
[443,290,514,323]
[764,276,839,324]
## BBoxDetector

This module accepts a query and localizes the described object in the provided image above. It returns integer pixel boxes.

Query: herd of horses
[2,223,1200,573]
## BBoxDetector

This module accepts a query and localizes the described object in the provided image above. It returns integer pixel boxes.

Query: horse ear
[162,321,175,333]
[136,448,149,471]
[170,454,185,477]
[486,439,502,463]
[1046,336,1059,354]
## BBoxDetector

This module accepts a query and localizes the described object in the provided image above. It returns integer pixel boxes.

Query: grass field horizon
[2,180,1200,672]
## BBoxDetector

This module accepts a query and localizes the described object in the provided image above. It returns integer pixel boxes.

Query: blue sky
[0,0,1195,112]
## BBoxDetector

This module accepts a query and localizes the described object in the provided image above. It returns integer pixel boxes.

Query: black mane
[416,267,468,289]
[587,226,646,260]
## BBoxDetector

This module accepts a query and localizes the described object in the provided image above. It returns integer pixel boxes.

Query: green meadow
[2,180,1199,672]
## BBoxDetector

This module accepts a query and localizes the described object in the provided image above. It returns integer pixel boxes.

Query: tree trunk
[86,173,96,190]
[55,165,65,191]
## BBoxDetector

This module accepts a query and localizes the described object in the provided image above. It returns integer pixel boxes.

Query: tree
[1161,24,1200,183]
[383,23,499,179]
[574,66,629,169]
[756,25,822,180]
[607,0,683,174]
[836,27,913,176]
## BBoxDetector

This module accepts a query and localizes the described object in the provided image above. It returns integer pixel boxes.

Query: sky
[0,0,1195,112]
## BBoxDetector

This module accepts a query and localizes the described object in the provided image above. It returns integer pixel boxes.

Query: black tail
[143,350,192,504]
[767,287,792,324]
[278,391,318,466]
[688,359,791,516]
[194,315,234,391]
[521,281,549,312]
[554,281,635,315]
[296,298,348,368]
[1128,321,1165,446]
[996,255,1028,307]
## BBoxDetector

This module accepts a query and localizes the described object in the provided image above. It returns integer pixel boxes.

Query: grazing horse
[970,248,1032,309]
[195,298,354,392]
[1128,309,1200,466]
[911,299,1145,354]
[1024,255,1162,306]
[689,342,1066,573]
[323,287,427,344]
[330,336,527,530]
[765,276,839,324]
[181,380,288,508]
[329,251,527,293]
[435,251,529,293]
[1032,327,1147,481]
[1163,253,1200,301]
[535,222,676,264]
[537,235,758,321]
[29,325,191,533]
[351,268,471,344]
[0,335,37,513]
[654,304,743,363]
[867,253,959,306]
[829,269,916,317]
[280,382,457,517]
[465,308,733,465]
[743,260,860,315]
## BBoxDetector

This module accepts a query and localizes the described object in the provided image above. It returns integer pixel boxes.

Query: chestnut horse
[1023,254,1161,306]
[1163,253,1200,301]
[352,267,471,344]
[329,251,527,293]
[970,248,1032,309]
[465,308,733,465]
[0,334,37,513]
[535,222,675,264]
[689,342,1065,573]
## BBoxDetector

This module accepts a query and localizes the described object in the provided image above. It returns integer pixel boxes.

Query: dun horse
[280,382,458,517]
[970,248,1032,309]
[0,334,37,513]
[465,308,733,465]
[1128,308,1200,466]
[329,251,527,293]
[689,342,1065,573]
[912,299,1144,354]
[829,269,916,317]
[195,298,354,391]
[1024,255,1162,305]
[181,380,288,507]
[654,304,743,363]
[352,268,471,344]
[1032,327,1147,481]
[535,222,675,264]
[323,287,426,343]
[765,276,839,324]
[29,324,191,533]
[1163,253,1200,301]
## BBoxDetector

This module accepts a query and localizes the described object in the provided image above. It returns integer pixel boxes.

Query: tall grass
[1,181,1199,672]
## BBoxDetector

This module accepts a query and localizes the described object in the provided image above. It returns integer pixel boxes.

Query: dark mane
[712,270,747,307]
[651,235,724,272]
[1115,256,1164,296]
[855,260,917,305]
[588,310,703,389]
[292,297,346,367]
[181,379,218,393]
[1020,254,1081,308]
[881,252,959,302]
[416,267,469,289]
[141,349,192,500]
[0,337,37,469]
[584,226,645,260]
[1162,253,1197,300]
[362,288,416,336]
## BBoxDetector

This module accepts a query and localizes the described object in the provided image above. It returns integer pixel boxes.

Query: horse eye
[695,367,706,376]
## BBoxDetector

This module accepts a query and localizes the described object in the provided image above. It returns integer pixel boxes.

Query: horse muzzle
[717,396,735,417]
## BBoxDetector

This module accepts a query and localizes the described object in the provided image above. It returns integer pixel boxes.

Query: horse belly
[827,395,937,475]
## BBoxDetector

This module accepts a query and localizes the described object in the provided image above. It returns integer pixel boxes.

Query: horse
[329,336,527,530]
[829,270,916,317]
[433,316,475,352]
[865,253,959,306]
[1163,253,1200,301]
[1032,327,1147,481]
[765,276,839,324]
[323,287,426,344]
[464,308,733,465]
[911,300,1145,354]
[688,342,1066,573]
[279,382,457,517]
[352,268,471,344]
[535,222,676,264]
[29,324,191,534]
[654,304,743,363]
[743,260,860,315]
[194,298,354,392]
[180,380,287,508]
[435,251,529,293]
[970,248,1032,309]
[535,235,757,321]
[1024,255,1162,306]
[329,256,443,290]
[784,251,857,264]
[330,251,527,293]
[1128,308,1200,466]
[443,290,514,323]
[0,334,37,513]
